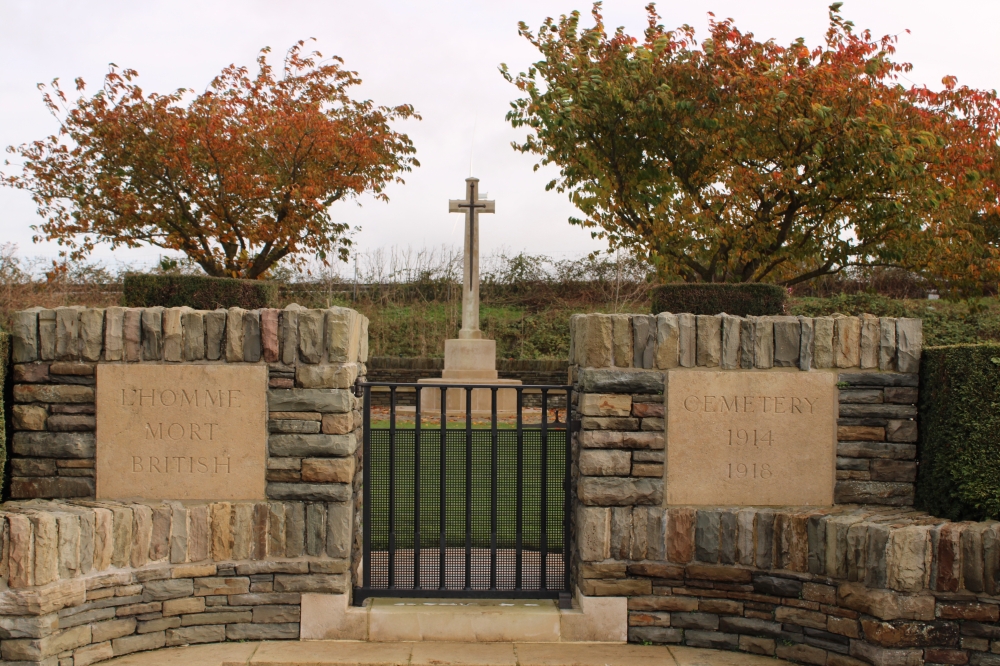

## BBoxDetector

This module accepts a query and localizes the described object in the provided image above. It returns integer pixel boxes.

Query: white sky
[1,0,998,271]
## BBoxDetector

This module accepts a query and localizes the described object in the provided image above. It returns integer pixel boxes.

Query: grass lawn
[366,428,568,552]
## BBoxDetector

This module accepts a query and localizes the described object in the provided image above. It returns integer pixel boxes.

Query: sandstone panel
[665,370,836,506]
[96,364,267,500]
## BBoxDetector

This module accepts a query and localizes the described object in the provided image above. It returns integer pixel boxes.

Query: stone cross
[449,177,495,339]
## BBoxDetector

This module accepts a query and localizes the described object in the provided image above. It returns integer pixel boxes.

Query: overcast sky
[1,0,998,272]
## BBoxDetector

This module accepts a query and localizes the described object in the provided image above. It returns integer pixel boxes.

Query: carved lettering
[144,422,220,440]
[97,365,267,500]
[666,370,835,506]
[681,394,820,415]
[127,455,232,474]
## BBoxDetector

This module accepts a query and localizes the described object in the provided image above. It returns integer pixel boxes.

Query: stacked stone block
[8,305,368,502]
[570,312,922,373]
[0,558,332,664]
[0,498,350,664]
[577,500,1000,665]
[835,373,919,507]
[0,499,351,589]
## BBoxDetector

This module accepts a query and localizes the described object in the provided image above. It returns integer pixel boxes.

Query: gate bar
[414,386,422,589]
[388,386,396,589]
[464,388,472,590]
[362,384,372,590]
[540,388,548,590]
[439,386,446,590]
[490,387,498,590]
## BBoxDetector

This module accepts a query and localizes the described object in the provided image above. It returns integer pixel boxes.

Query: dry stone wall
[8,305,368,504]
[572,312,1000,665]
[2,304,368,664]
[570,313,921,507]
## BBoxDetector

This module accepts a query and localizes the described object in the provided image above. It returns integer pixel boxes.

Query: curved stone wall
[570,313,1000,665]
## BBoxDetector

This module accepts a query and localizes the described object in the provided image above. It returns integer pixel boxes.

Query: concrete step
[369,599,562,642]
[101,640,789,666]
[300,593,627,643]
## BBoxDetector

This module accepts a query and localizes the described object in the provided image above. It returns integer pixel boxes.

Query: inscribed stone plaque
[665,370,836,506]
[96,364,267,500]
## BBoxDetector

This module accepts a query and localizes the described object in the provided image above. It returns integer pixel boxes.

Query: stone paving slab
[99,641,788,666]
[102,642,261,665]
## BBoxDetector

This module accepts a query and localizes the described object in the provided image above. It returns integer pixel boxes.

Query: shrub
[916,343,1000,520]
[651,283,786,316]
[123,274,277,310]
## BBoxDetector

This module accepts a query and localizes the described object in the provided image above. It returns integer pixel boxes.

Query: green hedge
[123,274,277,310]
[651,283,786,316]
[0,332,9,499]
[917,343,1000,521]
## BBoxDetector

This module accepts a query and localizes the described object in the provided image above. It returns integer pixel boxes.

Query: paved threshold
[100,641,788,666]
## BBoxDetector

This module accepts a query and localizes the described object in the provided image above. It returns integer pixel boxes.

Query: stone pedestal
[418,339,521,417]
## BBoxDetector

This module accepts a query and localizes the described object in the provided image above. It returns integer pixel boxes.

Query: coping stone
[753,317,774,369]
[896,318,922,374]
[226,307,246,362]
[798,316,814,372]
[161,308,184,362]
[38,308,57,361]
[104,307,125,361]
[633,314,655,369]
[677,314,695,368]
[204,311,226,361]
[243,311,262,363]
[695,315,721,368]
[860,314,880,369]
[182,310,205,361]
[739,318,754,369]
[12,309,39,363]
[813,317,834,369]
[720,315,741,370]
[123,308,142,362]
[79,309,104,362]
[879,317,897,371]
[141,308,163,361]
[654,313,679,370]
[281,308,300,366]
[772,316,800,368]
[55,306,81,360]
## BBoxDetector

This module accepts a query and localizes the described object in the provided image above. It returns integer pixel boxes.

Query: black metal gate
[353,381,573,605]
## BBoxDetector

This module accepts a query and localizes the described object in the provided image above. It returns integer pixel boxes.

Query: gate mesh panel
[366,428,567,593]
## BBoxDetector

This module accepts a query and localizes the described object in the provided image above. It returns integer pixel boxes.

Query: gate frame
[353,380,575,607]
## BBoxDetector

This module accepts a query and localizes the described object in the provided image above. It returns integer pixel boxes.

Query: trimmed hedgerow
[123,274,277,310]
[916,343,1000,521]
[651,283,786,316]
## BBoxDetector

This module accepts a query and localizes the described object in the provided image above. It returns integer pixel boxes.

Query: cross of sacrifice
[449,177,495,339]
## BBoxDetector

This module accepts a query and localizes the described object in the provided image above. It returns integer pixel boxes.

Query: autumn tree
[2,41,419,279]
[503,4,1000,287]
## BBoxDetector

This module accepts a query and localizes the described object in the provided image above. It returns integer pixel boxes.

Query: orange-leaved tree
[502,4,1000,288]
[2,41,419,279]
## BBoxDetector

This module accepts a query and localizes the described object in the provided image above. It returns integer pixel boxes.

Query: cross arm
[449,200,465,213]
